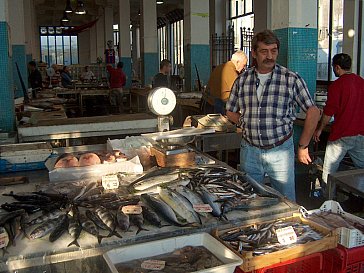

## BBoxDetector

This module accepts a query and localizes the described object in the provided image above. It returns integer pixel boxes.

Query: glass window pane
[56,36,63,64]
[41,36,49,64]
[246,0,253,13]
[71,36,78,64]
[64,36,71,65]
[331,0,344,80]
[317,0,330,80]
[48,36,56,65]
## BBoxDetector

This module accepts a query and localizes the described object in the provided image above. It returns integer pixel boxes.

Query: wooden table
[130,88,150,112]
[79,89,110,115]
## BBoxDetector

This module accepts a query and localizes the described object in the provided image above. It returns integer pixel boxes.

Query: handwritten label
[193,204,213,213]
[276,226,297,245]
[102,175,119,190]
[0,228,9,249]
[141,260,166,270]
[122,205,142,215]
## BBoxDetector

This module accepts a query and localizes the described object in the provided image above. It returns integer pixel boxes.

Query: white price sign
[0,228,9,249]
[122,205,143,215]
[141,260,165,270]
[102,175,119,190]
[276,226,297,245]
[193,204,213,213]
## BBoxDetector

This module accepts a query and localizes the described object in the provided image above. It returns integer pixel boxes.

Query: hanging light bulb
[65,0,73,13]
[75,0,86,15]
[61,12,70,22]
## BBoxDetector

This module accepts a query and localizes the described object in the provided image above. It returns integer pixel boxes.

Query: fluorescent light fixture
[75,0,86,15]
[65,0,73,13]
[157,0,164,4]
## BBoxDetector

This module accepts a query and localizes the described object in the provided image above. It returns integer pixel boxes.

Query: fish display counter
[0,144,298,273]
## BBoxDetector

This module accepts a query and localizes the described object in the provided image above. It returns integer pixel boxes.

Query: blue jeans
[323,135,364,183]
[240,137,296,201]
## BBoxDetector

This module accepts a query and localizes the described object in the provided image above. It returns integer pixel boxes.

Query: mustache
[263,59,275,64]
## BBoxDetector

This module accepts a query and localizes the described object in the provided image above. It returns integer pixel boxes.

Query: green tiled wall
[0,22,15,132]
[12,44,27,98]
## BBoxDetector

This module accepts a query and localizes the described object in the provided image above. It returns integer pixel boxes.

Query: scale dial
[148,87,177,116]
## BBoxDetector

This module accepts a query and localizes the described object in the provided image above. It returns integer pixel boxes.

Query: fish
[158,187,201,225]
[3,191,51,203]
[141,206,168,228]
[140,194,187,227]
[134,177,191,195]
[79,213,104,244]
[198,186,225,219]
[95,207,123,239]
[129,213,149,234]
[49,215,69,242]
[132,173,182,192]
[0,210,26,226]
[1,203,41,214]
[26,209,65,226]
[116,208,130,231]
[0,227,10,256]
[29,216,68,240]
[86,210,109,231]
[129,167,178,186]
[67,215,82,247]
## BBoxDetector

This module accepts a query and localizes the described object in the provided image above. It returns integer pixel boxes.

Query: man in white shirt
[80,66,95,81]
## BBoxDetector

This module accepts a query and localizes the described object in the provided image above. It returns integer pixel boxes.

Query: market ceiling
[34,0,184,26]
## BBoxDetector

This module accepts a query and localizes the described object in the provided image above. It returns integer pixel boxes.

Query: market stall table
[130,88,150,113]
[0,146,298,272]
[327,169,364,199]
[17,113,158,144]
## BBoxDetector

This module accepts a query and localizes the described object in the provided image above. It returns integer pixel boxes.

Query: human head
[230,50,248,73]
[63,66,69,73]
[28,61,37,71]
[160,59,172,74]
[117,62,124,69]
[84,66,89,71]
[252,30,280,73]
[332,53,351,77]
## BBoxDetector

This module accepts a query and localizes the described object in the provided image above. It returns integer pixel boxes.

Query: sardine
[158,187,201,225]
[129,213,149,234]
[140,194,187,226]
[49,215,69,242]
[116,208,130,231]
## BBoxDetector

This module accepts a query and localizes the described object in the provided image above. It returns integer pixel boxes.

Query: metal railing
[210,27,235,69]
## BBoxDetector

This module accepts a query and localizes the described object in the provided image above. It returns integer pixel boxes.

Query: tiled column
[0,0,15,131]
[96,7,105,61]
[104,1,114,45]
[140,0,158,86]
[90,25,97,63]
[119,0,132,88]
[131,24,140,80]
[9,0,27,98]
[184,0,210,91]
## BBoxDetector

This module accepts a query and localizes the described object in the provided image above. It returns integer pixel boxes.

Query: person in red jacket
[314,53,364,189]
[107,62,126,113]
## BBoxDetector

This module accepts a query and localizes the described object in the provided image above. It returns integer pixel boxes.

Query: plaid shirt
[226,64,315,146]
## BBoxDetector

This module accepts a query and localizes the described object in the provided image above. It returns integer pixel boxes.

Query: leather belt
[244,131,293,150]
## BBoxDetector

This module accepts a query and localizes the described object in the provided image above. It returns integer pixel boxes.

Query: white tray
[103,233,243,273]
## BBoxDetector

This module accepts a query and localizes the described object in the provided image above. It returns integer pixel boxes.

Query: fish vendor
[226,30,321,201]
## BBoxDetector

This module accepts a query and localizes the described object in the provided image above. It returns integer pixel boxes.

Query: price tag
[141,260,166,271]
[122,205,143,215]
[101,175,119,190]
[276,226,297,245]
[0,228,9,249]
[193,204,213,213]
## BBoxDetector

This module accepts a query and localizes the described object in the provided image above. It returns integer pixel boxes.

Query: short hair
[117,62,124,69]
[28,61,36,67]
[231,50,247,62]
[252,30,280,51]
[63,66,68,71]
[332,53,351,70]
[160,59,171,70]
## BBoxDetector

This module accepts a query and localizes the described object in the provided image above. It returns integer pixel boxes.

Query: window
[171,19,184,74]
[40,26,79,65]
[317,0,344,81]
[158,26,167,61]
[229,0,254,52]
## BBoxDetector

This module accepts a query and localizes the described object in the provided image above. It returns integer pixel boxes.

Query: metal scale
[147,87,194,161]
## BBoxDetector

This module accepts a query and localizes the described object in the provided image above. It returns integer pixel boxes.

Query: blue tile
[185,44,210,91]
[143,53,159,86]
[120,57,132,88]
[12,45,27,98]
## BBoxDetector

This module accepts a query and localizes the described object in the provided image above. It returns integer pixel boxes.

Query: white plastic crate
[103,233,243,273]
[309,200,364,248]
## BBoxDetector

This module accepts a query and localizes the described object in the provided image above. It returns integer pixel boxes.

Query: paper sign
[193,204,213,213]
[141,260,166,270]
[102,175,119,190]
[122,205,142,215]
[0,228,9,249]
[276,226,297,245]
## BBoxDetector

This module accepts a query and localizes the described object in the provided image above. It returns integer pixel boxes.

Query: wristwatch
[298,143,309,149]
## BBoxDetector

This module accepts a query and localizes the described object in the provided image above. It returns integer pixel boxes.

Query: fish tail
[136,227,149,235]
[67,239,80,247]
[109,230,123,239]
[97,235,105,244]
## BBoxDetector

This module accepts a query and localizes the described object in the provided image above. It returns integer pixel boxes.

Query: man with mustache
[226,30,320,201]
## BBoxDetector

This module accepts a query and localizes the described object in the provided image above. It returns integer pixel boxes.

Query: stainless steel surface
[327,169,364,199]
[158,135,195,146]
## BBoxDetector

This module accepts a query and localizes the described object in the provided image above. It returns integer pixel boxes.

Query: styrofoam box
[308,200,364,248]
[103,233,243,273]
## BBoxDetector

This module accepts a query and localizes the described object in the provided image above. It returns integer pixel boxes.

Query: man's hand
[313,129,322,142]
[297,147,312,165]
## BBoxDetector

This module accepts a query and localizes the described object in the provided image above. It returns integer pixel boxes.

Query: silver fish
[175,186,209,218]
[27,209,65,226]
[95,206,122,238]
[29,215,67,240]
[116,207,130,231]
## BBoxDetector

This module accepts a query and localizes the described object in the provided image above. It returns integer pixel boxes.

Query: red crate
[234,253,323,273]
[322,245,364,273]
